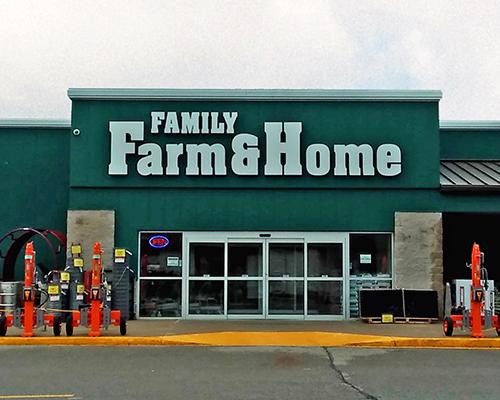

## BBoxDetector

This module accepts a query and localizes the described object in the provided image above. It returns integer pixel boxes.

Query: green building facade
[1,89,499,319]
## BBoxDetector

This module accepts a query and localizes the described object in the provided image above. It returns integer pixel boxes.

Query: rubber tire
[443,316,454,337]
[0,314,7,337]
[120,317,127,336]
[65,314,74,337]
[496,328,500,337]
[53,316,62,337]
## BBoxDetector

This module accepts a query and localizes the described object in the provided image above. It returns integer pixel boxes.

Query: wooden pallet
[394,317,437,324]
[362,317,387,324]
[362,317,437,324]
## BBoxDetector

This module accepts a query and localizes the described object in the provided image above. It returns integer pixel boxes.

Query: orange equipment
[69,242,125,337]
[0,242,59,337]
[443,243,500,337]
[89,242,103,336]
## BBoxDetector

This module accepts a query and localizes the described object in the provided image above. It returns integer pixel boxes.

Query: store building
[1,89,500,320]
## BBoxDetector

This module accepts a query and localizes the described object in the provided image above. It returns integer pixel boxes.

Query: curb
[0,331,499,348]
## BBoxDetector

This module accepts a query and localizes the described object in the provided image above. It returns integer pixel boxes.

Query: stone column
[394,212,444,317]
[66,210,115,269]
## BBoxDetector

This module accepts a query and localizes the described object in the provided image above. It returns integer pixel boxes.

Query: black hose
[481,268,489,290]
[35,288,50,308]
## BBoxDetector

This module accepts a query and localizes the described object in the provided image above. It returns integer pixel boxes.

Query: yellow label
[47,285,59,295]
[60,272,70,282]
[115,248,126,257]
[71,245,82,255]
[381,314,394,323]
[77,284,85,294]
[74,258,84,267]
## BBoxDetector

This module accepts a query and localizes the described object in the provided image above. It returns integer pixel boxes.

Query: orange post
[89,242,103,337]
[470,243,483,338]
[22,242,35,337]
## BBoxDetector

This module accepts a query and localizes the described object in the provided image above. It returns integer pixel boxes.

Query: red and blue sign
[149,235,169,248]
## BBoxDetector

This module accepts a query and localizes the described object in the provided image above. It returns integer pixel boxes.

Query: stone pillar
[66,210,115,269]
[394,212,444,317]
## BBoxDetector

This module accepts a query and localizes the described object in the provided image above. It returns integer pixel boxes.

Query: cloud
[0,0,499,119]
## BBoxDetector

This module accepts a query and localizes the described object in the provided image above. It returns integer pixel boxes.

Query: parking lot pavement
[0,346,498,400]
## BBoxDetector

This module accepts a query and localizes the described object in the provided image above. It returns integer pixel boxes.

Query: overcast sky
[1,1,499,120]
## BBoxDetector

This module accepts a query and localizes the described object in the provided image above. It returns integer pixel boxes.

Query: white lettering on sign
[151,111,238,135]
[107,112,403,178]
[231,134,260,175]
[108,121,144,175]
[264,122,303,176]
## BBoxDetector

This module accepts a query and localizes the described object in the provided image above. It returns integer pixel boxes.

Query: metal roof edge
[0,119,71,128]
[440,185,500,193]
[440,120,500,130]
[67,88,442,101]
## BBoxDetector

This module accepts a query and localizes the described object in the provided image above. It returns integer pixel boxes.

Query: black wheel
[496,328,500,337]
[443,316,454,337]
[120,317,127,336]
[65,314,74,337]
[0,314,7,337]
[53,316,62,337]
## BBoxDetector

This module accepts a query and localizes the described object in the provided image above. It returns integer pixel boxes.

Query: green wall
[0,125,70,277]
[440,128,500,159]
[70,99,440,189]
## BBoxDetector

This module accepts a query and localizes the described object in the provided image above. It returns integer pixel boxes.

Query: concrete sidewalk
[1,319,499,348]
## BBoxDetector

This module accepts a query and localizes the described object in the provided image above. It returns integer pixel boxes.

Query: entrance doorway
[443,212,500,287]
[185,232,347,319]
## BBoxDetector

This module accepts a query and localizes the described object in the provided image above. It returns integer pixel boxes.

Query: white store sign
[108,111,402,177]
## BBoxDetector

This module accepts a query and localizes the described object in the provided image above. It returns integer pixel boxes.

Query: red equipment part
[1,242,57,337]
[470,243,483,338]
[22,242,35,337]
[443,243,500,337]
[89,242,103,337]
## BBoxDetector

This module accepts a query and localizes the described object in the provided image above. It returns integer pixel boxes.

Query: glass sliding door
[267,241,305,317]
[227,242,264,316]
[180,232,349,320]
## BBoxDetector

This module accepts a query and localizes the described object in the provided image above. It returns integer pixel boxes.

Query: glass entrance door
[184,232,346,319]
[267,240,305,318]
[227,241,264,316]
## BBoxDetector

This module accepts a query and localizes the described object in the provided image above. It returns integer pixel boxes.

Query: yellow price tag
[71,245,82,255]
[74,258,84,267]
[115,248,126,257]
[60,272,70,281]
[47,285,59,295]
[381,314,394,323]
[77,284,85,294]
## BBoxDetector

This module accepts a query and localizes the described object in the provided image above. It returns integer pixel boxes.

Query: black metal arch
[0,227,67,280]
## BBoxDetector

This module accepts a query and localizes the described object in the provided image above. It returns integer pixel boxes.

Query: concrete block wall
[394,212,444,317]
[66,210,115,269]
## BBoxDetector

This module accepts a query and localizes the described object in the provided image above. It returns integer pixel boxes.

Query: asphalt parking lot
[0,346,498,400]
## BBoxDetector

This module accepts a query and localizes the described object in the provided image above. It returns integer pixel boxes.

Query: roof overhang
[440,160,500,192]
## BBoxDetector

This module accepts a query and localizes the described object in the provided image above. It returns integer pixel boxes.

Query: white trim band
[68,88,442,102]
[0,119,71,128]
[440,120,500,130]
